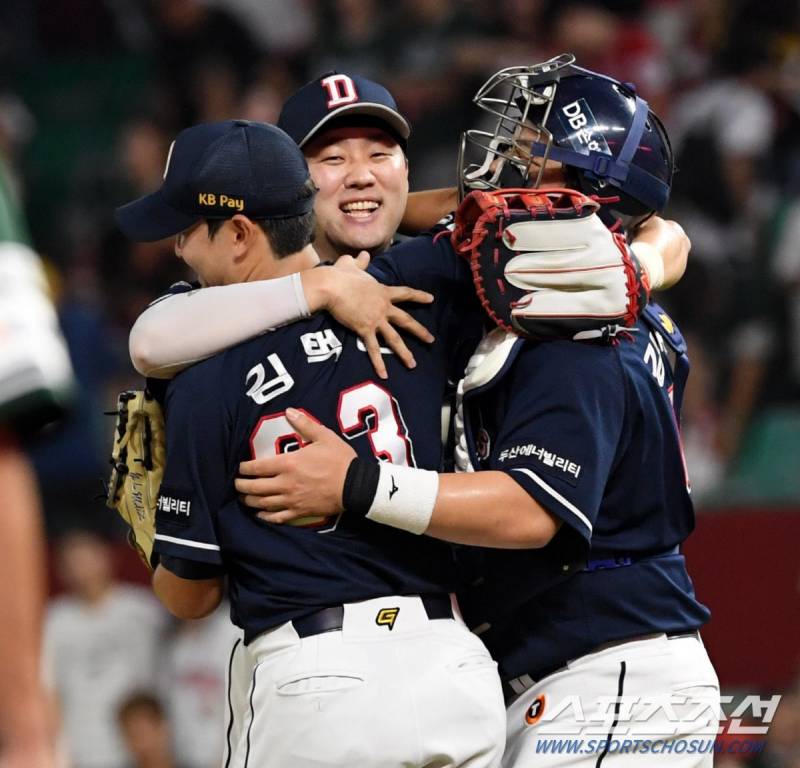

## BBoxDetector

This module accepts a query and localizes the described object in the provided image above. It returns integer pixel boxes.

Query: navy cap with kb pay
[115,120,314,242]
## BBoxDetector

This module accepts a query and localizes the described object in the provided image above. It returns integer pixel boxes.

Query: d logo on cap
[321,74,359,109]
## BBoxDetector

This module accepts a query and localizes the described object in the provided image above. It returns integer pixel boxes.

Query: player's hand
[302,252,435,379]
[630,216,690,290]
[235,408,356,523]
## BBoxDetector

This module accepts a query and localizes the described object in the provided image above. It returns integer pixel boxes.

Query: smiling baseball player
[114,119,507,768]
[224,57,720,767]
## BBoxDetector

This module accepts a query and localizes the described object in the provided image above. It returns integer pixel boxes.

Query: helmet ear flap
[646,110,675,189]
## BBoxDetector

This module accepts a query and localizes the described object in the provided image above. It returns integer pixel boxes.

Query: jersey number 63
[249,381,415,530]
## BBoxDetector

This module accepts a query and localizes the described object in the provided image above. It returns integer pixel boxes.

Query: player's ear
[228,215,259,255]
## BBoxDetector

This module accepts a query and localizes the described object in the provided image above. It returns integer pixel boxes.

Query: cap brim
[114,190,202,242]
[298,103,411,147]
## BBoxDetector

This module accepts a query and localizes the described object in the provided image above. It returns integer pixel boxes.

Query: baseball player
[115,119,507,768]
[0,153,74,768]
[228,57,721,767]
[121,69,691,763]
[125,73,467,759]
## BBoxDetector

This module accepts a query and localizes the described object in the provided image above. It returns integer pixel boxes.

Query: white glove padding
[451,188,651,339]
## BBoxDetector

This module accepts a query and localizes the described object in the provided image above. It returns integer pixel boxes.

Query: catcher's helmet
[458,53,674,227]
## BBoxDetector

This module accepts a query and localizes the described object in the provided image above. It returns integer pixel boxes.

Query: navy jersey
[154,234,483,643]
[458,304,710,680]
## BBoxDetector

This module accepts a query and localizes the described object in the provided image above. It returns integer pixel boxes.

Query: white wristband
[630,240,665,291]
[366,463,439,535]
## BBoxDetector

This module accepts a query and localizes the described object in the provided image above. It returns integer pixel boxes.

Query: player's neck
[243,244,320,282]
[313,233,339,264]
[313,234,391,265]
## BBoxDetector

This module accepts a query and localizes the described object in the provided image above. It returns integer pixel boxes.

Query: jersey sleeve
[129,275,309,379]
[368,232,470,294]
[490,341,625,541]
[153,357,233,574]
[0,159,74,433]
[370,234,482,378]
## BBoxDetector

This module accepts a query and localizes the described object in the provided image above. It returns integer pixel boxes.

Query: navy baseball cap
[278,71,411,149]
[115,120,314,242]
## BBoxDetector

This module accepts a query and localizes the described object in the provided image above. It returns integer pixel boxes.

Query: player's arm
[130,253,434,380]
[235,409,562,549]
[236,346,621,548]
[152,565,223,620]
[148,362,229,619]
[402,185,689,291]
[0,430,57,767]
[398,187,458,234]
[424,471,560,547]
[630,216,690,290]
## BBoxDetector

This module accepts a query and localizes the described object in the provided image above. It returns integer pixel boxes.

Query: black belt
[583,545,680,572]
[501,630,700,700]
[292,594,454,639]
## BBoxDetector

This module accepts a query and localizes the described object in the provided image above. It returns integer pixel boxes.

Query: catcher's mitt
[105,390,165,571]
[451,188,650,339]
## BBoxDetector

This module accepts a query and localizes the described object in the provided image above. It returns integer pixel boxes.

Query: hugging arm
[130,254,434,380]
[631,217,691,290]
[235,343,623,551]
[234,410,560,549]
[130,208,691,381]
[399,188,458,234]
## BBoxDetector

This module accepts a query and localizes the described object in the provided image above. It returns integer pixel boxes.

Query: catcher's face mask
[458,53,674,227]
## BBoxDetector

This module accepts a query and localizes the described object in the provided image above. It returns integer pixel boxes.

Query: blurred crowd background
[2,0,800,766]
